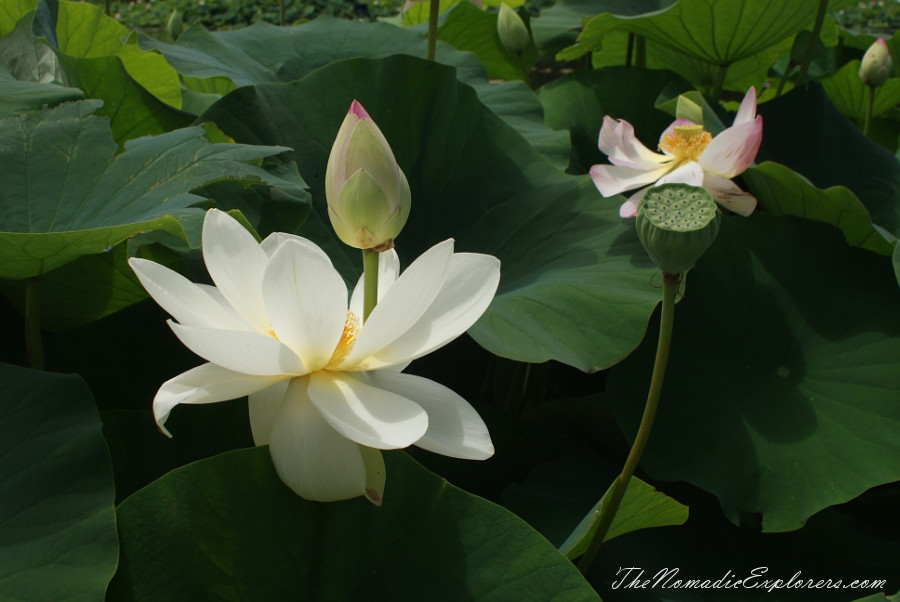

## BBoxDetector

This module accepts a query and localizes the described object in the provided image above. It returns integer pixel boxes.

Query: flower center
[658,124,712,162]
[326,311,361,369]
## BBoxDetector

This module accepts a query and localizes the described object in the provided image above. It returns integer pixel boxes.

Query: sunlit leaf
[0,100,295,280]
[110,448,599,601]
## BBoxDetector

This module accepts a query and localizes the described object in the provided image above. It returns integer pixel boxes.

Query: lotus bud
[636,183,721,276]
[166,9,183,41]
[326,100,411,251]
[497,3,530,56]
[859,37,892,87]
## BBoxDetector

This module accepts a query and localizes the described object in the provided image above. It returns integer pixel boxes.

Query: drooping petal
[703,173,758,216]
[346,253,500,371]
[600,117,671,169]
[361,371,494,460]
[655,161,704,187]
[589,163,673,198]
[129,258,248,331]
[698,117,762,179]
[307,371,428,450]
[345,239,453,365]
[248,379,290,445]
[268,377,368,502]
[168,321,306,376]
[619,187,650,218]
[733,87,758,126]
[153,363,285,436]
[360,446,386,506]
[263,240,347,372]
[349,249,400,319]
[201,209,272,333]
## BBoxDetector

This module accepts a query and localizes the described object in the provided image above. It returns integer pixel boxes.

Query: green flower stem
[710,64,729,104]
[796,0,828,87]
[625,34,634,68]
[577,273,679,575]
[279,0,285,26]
[864,84,874,136]
[427,0,440,61]
[25,277,45,370]
[362,249,380,322]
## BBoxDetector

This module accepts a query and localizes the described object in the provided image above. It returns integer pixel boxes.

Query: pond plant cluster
[1,0,900,600]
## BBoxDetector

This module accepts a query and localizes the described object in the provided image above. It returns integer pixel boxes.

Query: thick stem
[362,249,380,322]
[635,35,646,69]
[710,63,729,104]
[427,0,440,61]
[279,0,285,26]
[795,0,828,87]
[577,273,679,574]
[864,84,874,136]
[625,33,634,68]
[775,62,793,97]
[25,277,45,370]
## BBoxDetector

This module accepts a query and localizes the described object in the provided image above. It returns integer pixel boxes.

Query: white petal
[307,371,428,450]
[268,377,368,502]
[698,117,762,178]
[201,209,272,332]
[169,321,306,376]
[349,249,400,318]
[345,240,453,365]
[655,161,704,187]
[590,163,672,198]
[734,86,758,126]
[349,253,500,371]
[619,187,650,218]
[153,363,285,436]
[248,379,290,445]
[263,240,347,372]
[703,173,758,216]
[129,258,247,330]
[260,231,331,262]
[600,117,671,169]
[360,446,386,506]
[361,371,494,460]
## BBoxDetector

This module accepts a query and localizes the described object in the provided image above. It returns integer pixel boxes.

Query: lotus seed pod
[636,183,721,275]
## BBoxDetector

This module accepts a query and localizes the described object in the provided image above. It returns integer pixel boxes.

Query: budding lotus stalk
[497,3,530,55]
[636,183,720,276]
[859,37,892,87]
[326,100,411,251]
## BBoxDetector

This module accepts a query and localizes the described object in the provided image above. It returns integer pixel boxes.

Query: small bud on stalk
[860,37,892,87]
[326,100,411,251]
[497,3,530,56]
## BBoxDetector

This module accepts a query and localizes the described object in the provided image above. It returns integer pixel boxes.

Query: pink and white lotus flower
[590,87,763,219]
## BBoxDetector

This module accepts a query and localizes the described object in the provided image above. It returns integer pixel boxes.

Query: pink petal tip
[349,99,370,120]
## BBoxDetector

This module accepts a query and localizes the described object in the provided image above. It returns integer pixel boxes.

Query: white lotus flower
[130,209,500,505]
[591,87,763,219]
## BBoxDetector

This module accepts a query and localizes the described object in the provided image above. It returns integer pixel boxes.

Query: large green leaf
[138,17,569,169]
[110,448,599,601]
[198,55,661,371]
[0,0,33,37]
[608,214,900,532]
[757,84,900,242]
[743,161,894,255]
[0,100,296,280]
[558,0,856,67]
[0,362,117,600]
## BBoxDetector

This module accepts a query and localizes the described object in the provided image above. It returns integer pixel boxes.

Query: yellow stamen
[658,124,712,162]
[326,311,361,369]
